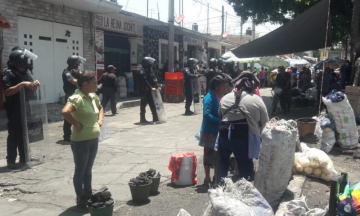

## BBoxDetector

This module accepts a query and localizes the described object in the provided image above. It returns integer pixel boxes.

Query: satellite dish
[222,31,229,38]
[175,15,185,24]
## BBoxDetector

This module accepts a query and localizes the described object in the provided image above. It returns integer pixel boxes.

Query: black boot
[185,108,194,116]
[153,115,159,124]
[140,114,149,124]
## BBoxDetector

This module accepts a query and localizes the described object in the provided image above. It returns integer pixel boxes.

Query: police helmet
[142,57,156,68]
[8,49,38,68]
[209,58,217,69]
[217,58,224,67]
[187,58,198,68]
[67,55,86,69]
[225,60,235,68]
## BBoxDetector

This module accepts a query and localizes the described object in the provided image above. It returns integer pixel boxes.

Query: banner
[95,30,105,79]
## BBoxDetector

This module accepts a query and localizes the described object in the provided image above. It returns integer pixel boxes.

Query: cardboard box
[345,86,360,114]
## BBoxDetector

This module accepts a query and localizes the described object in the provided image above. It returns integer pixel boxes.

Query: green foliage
[227,0,352,45]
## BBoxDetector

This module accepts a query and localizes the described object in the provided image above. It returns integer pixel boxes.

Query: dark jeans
[63,93,73,140]
[101,87,117,115]
[140,91,158,121]
[185,86,193,109]
[279,89,291,111]
[218,136,254,183]
[260,79,265,88]
[71,138,98,196]
[6,107,25,163]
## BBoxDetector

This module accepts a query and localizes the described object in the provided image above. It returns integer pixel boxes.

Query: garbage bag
[321,130,336,153]
[323,94,358,149]
[208,178,274,216]
[98,119,110,142]
[284,196,328,216]
[318,114,335,130]
[293,143,338,181]
[255,118,298,208]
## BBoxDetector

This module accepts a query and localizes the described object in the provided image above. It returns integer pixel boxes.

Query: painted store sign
[95,14,142,35]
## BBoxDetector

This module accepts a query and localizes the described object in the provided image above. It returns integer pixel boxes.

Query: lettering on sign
[95,14,140,35]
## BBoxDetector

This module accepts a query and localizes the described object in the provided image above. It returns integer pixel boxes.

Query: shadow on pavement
[166,183,196,189]
[56,140,71,145]
[126,199,151,206]
[195,184,209,194]
[58,206,88,216]
[0,166,14,173]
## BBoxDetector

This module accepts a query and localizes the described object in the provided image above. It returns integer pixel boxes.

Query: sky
[116,0,280,37]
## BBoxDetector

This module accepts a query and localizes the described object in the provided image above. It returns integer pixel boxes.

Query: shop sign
[95,14,142,35]
[184,36,198,44]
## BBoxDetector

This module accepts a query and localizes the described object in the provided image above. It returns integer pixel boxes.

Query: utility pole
[207,3,209,34]
[225,11,227,32]
[240,18,243,46]
[250,17,256,71]
[147,0,149,17]
[221,6,224,35]
[157,3,160,20]
[168,0,175,73]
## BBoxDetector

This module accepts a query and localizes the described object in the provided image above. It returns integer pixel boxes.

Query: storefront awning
[232,0,332,58]
[0,13,10,29]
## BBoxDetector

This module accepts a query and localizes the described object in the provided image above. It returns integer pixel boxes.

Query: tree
[227,0,352,46]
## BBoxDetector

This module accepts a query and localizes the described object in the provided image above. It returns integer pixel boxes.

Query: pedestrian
[217,58,225,72]
[2,48,40,169]
[291,67,297,88]
[139,57,161,123]
[61,71,104,208]
[217,72,269,183]
[183,58,200,115]
[62,55,86,141]
[198,74,230,185]
[258,66,266,88]
[276,66,292,113]
[300,67,312,92]
[98,65,118,115]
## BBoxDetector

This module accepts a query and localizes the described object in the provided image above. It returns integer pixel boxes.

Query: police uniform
[62,68,77,140]
[139,66,159,123]
[2,68,33,164]
[183,66,198,113]
[205,58,218,93]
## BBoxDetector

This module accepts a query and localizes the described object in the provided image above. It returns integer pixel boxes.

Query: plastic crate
[165,72,184,80]
[165,80,184,88]
[165,86,183,95]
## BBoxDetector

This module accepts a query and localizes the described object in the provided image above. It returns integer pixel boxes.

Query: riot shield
[192,77,202,115]
[151,89,167,123]
[20,85,49,168]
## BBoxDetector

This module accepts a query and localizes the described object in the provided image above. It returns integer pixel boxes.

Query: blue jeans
[218,136,254,183]
[71,138,98,196]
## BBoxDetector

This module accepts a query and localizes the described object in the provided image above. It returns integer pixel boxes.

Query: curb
[275,175,306,216]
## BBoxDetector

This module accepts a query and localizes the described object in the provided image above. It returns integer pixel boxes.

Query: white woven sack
[322,95,358,149]
[321,130,336,153]
[255,119,298,208]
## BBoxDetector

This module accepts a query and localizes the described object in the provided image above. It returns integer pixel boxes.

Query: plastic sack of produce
[255,118,298,208]
[321,129,336,153]
[208,178,274,216]
[293,143,338,181]
[284,196,328,216]
[322,93,358,149]
[98,119,110,142]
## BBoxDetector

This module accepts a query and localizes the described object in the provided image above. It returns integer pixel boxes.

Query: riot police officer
[225,60,238,79]
[62,55,85,141]
[183,58,200,115]
[217,58,225,72]
[2,48,40,169]
[139,57,160,124]
[204,58,218,93]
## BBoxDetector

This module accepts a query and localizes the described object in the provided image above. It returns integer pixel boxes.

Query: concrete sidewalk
[0,102,204,216]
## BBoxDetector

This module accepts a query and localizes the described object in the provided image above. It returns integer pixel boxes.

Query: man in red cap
[98,65,118,115]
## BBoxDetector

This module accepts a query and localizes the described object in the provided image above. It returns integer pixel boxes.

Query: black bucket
[149,176,161,195]
[128,180,152,203]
